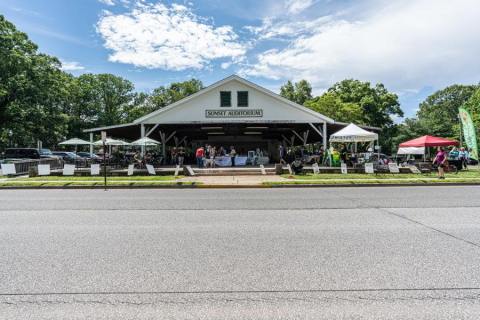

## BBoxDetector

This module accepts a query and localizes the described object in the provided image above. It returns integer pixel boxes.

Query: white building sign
[205,109,263,118]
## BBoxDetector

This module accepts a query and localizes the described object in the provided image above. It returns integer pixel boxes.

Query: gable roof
[133,75,334,124]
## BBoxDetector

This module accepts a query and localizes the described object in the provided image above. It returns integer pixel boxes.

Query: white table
[214,156,248,167]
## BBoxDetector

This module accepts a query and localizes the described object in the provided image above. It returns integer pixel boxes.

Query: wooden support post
[302,130,309,146]
[146,123,159,137]
[322,122,327,151]
[140,124,145,157]
[291,130,304,144]
[159,131,166,159]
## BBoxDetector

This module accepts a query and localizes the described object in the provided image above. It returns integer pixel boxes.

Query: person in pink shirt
[433,147,447,179]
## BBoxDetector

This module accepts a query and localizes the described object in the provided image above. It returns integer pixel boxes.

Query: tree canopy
[0,15,203,149]
[149,79,203,109]
[417,84,478,139]
[280,80,312,105]
[327,79,403,128]
[280,78,403,151]
[0,15,70,148]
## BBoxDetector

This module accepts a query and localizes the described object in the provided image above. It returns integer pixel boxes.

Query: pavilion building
[84,75,373,163]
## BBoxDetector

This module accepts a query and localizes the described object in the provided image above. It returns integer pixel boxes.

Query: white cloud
[60,60,85,71]
[242,0,480,92]
[98,0,115,6]
[221,62,232,69]
[96,2,247,70]
[285,0,317,14]
[246,15,333,40]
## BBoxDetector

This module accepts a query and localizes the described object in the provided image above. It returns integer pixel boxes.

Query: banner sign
[205,109,263,118]
[459,108,478,160]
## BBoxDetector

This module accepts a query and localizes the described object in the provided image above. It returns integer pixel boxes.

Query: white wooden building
[84,75,366,162]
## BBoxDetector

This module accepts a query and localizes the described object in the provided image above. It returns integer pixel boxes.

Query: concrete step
[192,167,276,176]
[194,172,276,176]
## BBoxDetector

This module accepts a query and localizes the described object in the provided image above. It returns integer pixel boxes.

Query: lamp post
[101,131,107,191]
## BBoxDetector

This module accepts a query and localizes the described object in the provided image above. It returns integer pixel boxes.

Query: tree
[280,80,296,102]
[416,84,478,140]
[149,79,203,109]
[465,88,480,127]
[65,73,139,139]
[391,118,429,147]
[294,80,313,105]
[0,15,70,149]
[327,79,403,128]
[280,80,312,105]
[304,93,363,124]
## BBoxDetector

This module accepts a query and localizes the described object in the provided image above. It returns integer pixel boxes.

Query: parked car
[52,151,80,162]
[39,148,61,159]
[5,148,41,159]
[77,152,102,160]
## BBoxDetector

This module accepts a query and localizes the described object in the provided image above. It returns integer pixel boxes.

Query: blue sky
[1,0,479,118]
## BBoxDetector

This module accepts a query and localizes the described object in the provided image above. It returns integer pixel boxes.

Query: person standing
[195,146,205,168]
[170,147,178,165]
[433,147,447,179]
[177,147,185,166]
[210,146,216,168]
[459,147,468,170]
[230,146,237,167]
[278,144,286,165]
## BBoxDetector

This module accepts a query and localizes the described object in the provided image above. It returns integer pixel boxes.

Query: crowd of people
[194,145,237,168]
[102,142,474,178]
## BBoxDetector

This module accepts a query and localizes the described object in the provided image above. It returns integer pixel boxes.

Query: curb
[269,182,480,188]
[0,182,479,189]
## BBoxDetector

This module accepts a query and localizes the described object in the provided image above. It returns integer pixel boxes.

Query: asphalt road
[1,186,480,319]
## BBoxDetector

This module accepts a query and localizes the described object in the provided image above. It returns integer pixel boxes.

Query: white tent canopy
[59,138,91,145]
[131,137,160,146]
[93,138,130,146]
[329,123,378,143]
[397,147,425,155]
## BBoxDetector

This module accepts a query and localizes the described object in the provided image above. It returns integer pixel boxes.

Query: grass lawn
[272,168,480,185]
[281,170,480,180]
[14,175,182,181]
[0,175,194,187]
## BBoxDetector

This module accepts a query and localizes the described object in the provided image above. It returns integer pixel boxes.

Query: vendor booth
[398,135,460,170]
[329,123,379,166]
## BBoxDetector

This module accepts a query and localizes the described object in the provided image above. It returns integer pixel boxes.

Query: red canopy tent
[399,135,459,148]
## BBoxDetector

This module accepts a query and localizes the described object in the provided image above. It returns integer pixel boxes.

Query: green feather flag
[459,107,478,160]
